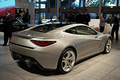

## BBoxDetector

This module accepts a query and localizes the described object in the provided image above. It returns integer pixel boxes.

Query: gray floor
[0,32,120,80]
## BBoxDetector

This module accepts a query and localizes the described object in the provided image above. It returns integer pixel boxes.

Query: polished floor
[0,32,120,80]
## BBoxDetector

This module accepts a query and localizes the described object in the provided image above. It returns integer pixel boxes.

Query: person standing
[53,14,57,20]
[75,10,83,23]
[68,13,72,22]
[68,13,75,22]
[111,17,119,41]
[22,11,28,23]
[99,13,106,32]
[0,17,3,22]
[3,9,13,46]
[110,14,114,26]
[27,13,31,24]
[96,13,99,19]
[64,14,68,22]
[83,9,90,25]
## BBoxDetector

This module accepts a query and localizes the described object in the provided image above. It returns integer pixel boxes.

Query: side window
[65,27,77,34]
[76,26,97,35]
[65,26,97,35]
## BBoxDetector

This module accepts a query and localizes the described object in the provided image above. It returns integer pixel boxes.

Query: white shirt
[53,15,57,19]
[6,13,10,18]
[100,16,105,27]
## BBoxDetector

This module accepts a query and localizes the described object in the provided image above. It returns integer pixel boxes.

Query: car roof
[45,23,89,34]
[23,22,89,34]
[49,23,88,31]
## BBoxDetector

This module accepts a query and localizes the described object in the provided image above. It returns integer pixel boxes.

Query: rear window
[30,23,69,33]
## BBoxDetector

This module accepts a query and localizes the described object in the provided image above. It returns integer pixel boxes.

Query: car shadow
[16,61,60,76]
[75,53,101,65]
[16,53,102,76]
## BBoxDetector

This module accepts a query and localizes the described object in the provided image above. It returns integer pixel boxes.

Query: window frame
[65,26,98,35]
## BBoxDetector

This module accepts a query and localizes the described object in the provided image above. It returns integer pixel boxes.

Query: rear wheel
[103,39,112,54]
[58,48,76,74]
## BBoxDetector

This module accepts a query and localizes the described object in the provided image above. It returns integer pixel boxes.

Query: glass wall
[35,13,39,25]
[40,0,47,8]
[29,0,31,2]
[48,13,57,19]
[80,0,83,7]
[41,13,46,19]
[102,0,117,7]
[50,0,57,8]
[71,0,80,7]
[60,0,70,8]
[89,13,97,19]
[33,0,39,9]
[118,0,120,6]
[33,0,120,24]
[85,0,99,7]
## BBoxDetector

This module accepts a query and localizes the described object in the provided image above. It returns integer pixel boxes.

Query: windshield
[30,22,72,33]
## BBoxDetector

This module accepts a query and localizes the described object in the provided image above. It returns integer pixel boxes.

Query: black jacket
[83,13,90,25]
[76,14,83,23]
[113,22,119,30]
[3,15,13,32]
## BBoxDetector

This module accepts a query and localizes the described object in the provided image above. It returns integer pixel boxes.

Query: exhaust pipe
[25,59,32,68]
[25,59,38,68]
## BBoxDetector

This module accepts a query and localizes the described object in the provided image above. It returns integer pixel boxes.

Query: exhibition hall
[0,0,120,80]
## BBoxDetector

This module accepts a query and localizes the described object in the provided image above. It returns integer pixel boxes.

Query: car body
[9,22,112,73]
[0,18,30,32]
[42,19,57,24]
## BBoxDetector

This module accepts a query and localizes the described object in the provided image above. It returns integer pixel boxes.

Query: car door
[76,26,102,57]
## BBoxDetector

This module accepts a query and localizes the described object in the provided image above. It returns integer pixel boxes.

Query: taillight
[31,40,56,47]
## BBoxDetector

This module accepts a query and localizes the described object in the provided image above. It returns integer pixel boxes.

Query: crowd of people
[35,10,120,41]
[100,13,119,41]
[15,10,30,23]
[63,9,91,25]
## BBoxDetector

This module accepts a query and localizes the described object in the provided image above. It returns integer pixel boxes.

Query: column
[99,0,102,17]
[47,0,49,19]
[57,0,59,20]
[39,0,41,21]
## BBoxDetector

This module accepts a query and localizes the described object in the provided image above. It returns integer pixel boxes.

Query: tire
[57,48,76,74]
[103,39,112,54]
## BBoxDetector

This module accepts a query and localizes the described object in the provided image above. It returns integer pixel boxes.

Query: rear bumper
[10,51,45,69]
[9,42,61,70]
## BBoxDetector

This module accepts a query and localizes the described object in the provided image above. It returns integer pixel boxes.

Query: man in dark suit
[3,9,13,46]
[75,10,84,23]
[83,9,91,25]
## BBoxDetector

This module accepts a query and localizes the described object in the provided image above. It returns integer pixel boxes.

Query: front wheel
[103,39,112,54]
[57,48,76,74]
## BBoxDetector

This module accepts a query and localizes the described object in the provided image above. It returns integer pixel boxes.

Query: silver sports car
[9,22,112,73]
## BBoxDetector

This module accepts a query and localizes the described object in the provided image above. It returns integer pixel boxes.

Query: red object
[31,40,56,47]
[0,6,15,17]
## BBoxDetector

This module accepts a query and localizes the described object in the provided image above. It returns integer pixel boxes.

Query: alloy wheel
[61,50,75,72]
[105,39,112,53]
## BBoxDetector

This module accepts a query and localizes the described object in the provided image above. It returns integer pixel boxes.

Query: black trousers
[111,28,119,40]
[100,26,105,32]
[3,31,12,45]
